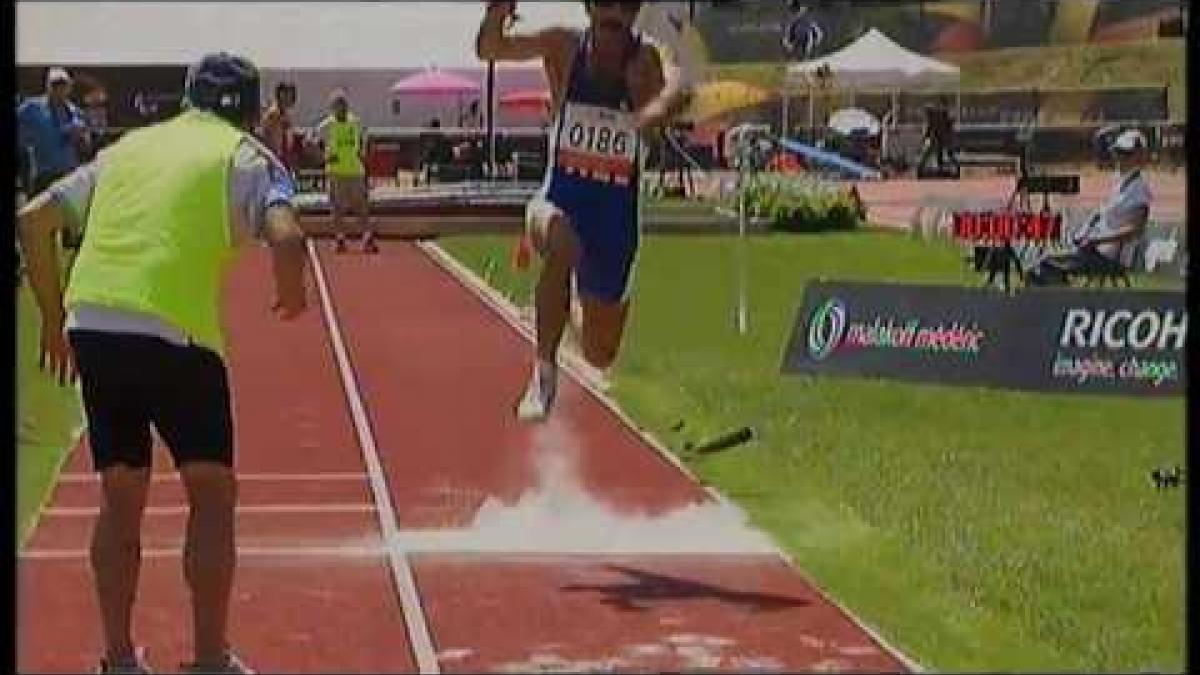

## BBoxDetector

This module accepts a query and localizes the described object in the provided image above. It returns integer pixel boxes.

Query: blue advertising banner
[783,282,1185,397]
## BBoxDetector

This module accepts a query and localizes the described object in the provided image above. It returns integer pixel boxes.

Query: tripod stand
[659,124,697,199]
[978,170,1077,291]
[975,176,1035,292]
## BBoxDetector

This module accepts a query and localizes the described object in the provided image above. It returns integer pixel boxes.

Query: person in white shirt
[1033,129,1152,284]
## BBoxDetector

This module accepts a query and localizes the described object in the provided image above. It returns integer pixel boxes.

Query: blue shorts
[536,172,639,304]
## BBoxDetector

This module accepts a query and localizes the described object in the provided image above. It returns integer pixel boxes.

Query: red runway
[18,240,916,673]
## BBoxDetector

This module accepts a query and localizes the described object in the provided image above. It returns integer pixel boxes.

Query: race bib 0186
[556,103,638,184]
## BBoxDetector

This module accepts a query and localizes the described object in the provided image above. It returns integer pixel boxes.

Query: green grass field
[16,281,84,545]
[440,231,1185,672]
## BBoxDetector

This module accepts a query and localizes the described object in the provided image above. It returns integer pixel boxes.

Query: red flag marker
[513,232,532,270]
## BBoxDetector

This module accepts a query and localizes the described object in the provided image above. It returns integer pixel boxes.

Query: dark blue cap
[184,52,261,126]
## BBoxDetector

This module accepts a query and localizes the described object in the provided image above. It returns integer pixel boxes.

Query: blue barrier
[778,138,881,180]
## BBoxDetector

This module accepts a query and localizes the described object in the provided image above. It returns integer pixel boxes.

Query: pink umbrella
[499,89,552,113]
[392,68,481,127]
[390,68,480,96]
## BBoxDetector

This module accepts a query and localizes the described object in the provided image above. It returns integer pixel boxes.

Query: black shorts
[68,330,234,471]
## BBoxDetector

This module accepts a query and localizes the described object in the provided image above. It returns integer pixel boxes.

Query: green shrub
[732,175,864,233]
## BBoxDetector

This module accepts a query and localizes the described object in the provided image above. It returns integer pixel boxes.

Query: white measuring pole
[736,174,749,336]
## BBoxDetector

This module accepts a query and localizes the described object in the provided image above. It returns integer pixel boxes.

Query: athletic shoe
[361,232,380,254]
[180,650,254,674]
[516,363,557,421]
[95,647,152,674]
[575,360,612,393]
[334,236,348,254]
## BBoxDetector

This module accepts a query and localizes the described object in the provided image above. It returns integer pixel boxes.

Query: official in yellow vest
[314,89,377,253]
[16,52,306,675]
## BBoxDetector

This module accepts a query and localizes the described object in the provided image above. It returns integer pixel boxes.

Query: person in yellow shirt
[17,52,307,674]
[315,89,377,253]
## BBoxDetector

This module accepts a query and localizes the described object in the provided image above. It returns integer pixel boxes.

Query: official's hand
[39,315,76,386]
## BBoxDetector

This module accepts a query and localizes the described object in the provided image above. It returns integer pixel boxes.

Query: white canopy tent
[785,28,960,90]
[781,28,960,150]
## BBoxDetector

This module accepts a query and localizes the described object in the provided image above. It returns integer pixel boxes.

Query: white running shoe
[516,363,557,421]
[575,360,612,393]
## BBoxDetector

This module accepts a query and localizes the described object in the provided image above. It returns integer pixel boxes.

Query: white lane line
[19,544,778,561]
[21,545,383,560]
[56,472,369,483]
[42,504,376,517]
[417,241,926,674]
[308,239,441,675]
[416,241,705,485]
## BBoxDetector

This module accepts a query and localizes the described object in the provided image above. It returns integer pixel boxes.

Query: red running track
[18,240,915,673]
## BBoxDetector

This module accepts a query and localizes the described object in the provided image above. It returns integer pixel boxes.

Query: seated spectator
[1028,130,1152,286]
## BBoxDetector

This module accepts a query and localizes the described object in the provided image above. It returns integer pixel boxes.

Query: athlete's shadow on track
[561,565,809,613]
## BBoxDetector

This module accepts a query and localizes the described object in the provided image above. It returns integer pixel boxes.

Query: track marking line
[42,504,376,517]
[417,241,704,485]
[417,240,925,673]
[21,542,796,559]
[56,472,369,483]
[308,239,441,674]
[389,533,774,556]
[20,545,383,560]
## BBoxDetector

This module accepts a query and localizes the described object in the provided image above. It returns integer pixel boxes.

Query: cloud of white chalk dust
[401,418,776,555]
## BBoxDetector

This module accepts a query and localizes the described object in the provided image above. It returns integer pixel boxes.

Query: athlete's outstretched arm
[630,45,690,132]
[476,1,561,62]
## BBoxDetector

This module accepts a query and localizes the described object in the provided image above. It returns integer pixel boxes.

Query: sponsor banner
[783,281,1185,397]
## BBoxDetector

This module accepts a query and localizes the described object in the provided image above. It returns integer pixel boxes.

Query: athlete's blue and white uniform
[531,29,645,304]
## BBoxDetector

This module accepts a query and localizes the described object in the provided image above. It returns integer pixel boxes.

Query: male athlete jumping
[476,0,690,420]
